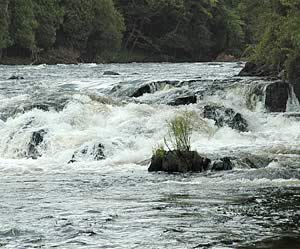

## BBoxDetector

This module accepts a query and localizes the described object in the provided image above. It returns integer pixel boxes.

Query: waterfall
[287,84,300,112]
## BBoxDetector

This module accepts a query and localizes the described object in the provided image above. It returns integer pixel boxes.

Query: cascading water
[0,63,299,248]
[287,84,300,112]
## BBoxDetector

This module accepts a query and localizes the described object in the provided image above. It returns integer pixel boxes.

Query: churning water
[0,63,299,248]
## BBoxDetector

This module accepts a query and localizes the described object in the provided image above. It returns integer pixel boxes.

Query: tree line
[0,0,299,65]
[240,0,300,78]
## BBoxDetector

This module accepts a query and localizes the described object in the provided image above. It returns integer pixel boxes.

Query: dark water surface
[1,170,299,249]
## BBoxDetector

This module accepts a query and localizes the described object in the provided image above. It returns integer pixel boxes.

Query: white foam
[0,63,299,176]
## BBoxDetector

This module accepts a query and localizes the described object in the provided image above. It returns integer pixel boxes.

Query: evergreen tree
[0,0,10,55]
[9,0,36,50]
[60,0,124,61]
[33,0,63,50]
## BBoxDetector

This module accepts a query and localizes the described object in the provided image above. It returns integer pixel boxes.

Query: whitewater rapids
[0,63,299,248]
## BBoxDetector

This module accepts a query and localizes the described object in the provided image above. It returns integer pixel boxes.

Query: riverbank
[238,59,300,105]
[0,49,239,65]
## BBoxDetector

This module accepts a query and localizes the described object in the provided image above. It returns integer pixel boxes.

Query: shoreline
[0,58,244,66]
[0,50,243,66]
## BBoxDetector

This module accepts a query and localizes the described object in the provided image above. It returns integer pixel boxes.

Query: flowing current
[0,63,299,248]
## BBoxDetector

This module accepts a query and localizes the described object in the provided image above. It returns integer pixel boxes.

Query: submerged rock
[203,105,248,132]
[211,157,233,171]
[110,80,181,98]
[103,71,120,76]
[148,150,210,173]
[234,156,272,169]
[27,129,46,159]
[265,81,289,112]
[131,84,152,97]
[69,143,105,163]
[130,80,179,98]
[8,75,24,80]
[245,83,265,111]
[168,95,197,106]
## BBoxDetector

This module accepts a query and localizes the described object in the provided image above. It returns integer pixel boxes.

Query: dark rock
[238,156,272,169]
[224,155,272,169]
[8,75,24,80]
[239,62,277,77]
[130,80,179,98]
[148,150,211,173]
[265,81,289,112]
[212,157,233,171]
[238,62,258,76]
[110,80,180,98]
[27,129,46,159]
[168,95,197,106]
[131,84,151,97]
[103,71,120,76]
[148,153,163,172]
[69,143,105,163]
[203,105,248,132]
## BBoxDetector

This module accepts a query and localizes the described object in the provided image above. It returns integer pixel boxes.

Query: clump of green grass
[164,111,194,152]
[152,144,166,158]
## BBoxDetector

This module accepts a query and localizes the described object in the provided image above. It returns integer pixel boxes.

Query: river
[0,63,299,248]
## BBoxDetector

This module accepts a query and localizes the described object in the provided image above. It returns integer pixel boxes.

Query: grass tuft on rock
[164,111,193,152]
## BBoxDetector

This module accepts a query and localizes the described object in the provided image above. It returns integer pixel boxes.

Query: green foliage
[246,0,300,75]
[165,112,194,152]
[0,0,11,50]
[2,0,297,64]
[115,0,246,61]
[211,1,245,56]
[33,0,63,50]
[1,0,124,61]
[9,0,37,49]
[152,144,166,159]
[61,0,124,61]
[286,51,300,82]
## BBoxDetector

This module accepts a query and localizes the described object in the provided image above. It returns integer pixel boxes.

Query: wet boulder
[265,81,289,112]
[69,143,105,163]
[110,80,181,98]
[238,62,276,77]
[203,105,248,132]
[103,71,120,76]
[234,156,273,169]
[211,157,233,171]
[238,62,258,76]
[8,75,24,80]
[148,150,211,173]
[27,129,46,159]
[130,80,179,98]
[130,84,152,98]
[168,95,197,106]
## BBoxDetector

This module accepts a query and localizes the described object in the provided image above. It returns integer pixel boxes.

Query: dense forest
[0,0,299,72]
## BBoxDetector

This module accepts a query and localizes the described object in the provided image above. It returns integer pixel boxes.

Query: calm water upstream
[0,63,299,248]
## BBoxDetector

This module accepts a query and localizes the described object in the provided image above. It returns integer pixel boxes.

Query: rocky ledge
[239,61,300,112]
[148,150,211,173]
[148,150,237,173]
